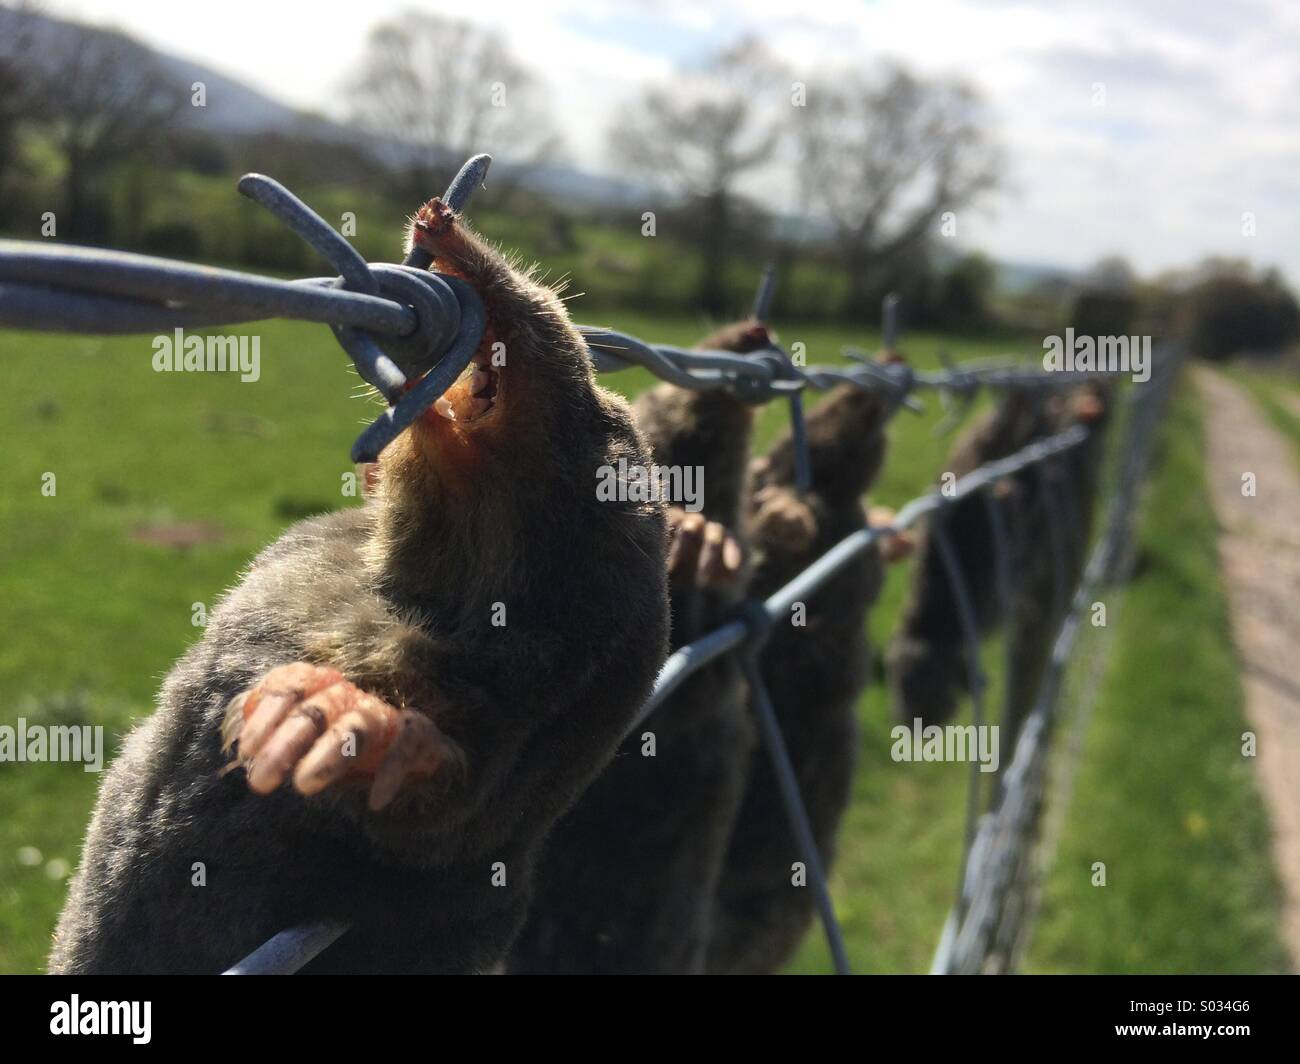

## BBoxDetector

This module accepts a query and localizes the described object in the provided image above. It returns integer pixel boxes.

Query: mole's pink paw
[868,505,914,564]
[1073,389,1106,423]
[667,507,743,588]
[221,662,447,810]
[752,486,817,553]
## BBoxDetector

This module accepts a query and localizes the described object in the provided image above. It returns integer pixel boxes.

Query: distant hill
[0,7,651,208]
[996,259,1077,294]
[1,7,354,141]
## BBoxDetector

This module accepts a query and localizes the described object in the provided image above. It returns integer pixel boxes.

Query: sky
[47,0,1300,283]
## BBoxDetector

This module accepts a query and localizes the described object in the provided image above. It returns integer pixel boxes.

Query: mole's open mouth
[430,353,500,425]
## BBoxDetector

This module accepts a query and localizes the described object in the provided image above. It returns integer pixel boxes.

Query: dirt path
[1196,367,1300,970]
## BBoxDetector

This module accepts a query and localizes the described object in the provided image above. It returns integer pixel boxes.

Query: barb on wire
[932,351,976,435]
[840,354,924,414]
[842,291,922,416]
[751,263,778,322]
[882,291,900,354]
[743,267,813,490]
[239,171,405,404]
[0,158,496,462]
[402,153,493,271]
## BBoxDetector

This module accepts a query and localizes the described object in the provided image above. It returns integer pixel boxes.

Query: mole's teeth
[434,395,457,421]
[471,367,493,397]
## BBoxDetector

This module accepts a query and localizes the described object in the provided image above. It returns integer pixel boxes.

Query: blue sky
[53,0,1300,285]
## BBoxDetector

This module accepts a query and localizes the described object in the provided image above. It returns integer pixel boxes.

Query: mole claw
[879,529,916,564]
[754,487,816,553]
[667,510,707,584]
[722,535,743,573]
[697,520,744,587]
[368,711,445,811]
[234,663,343,759]
[225,663,442,806]
[293,704,385,796]
[220,692,249,752]
[246,703,329,795]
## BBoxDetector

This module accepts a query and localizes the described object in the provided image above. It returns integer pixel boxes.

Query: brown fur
[49,204,669,974]
[886,383,1112,745]
[885,392,1055,728]
[1000,381,1113,741]
[510,320,771,973]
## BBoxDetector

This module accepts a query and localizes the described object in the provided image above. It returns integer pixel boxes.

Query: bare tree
[346,11,561,204]
[793,65,1001,317]
[0,48,33,225]
[16,16,182,240]
[609,37,784,315]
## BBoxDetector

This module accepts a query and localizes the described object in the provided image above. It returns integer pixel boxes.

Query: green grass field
[0,309,1286,973]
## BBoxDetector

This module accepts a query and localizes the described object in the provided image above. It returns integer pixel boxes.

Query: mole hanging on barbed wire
[705,302,913,976]
[510,289,779,974]
[886,388,1062,731]
[0,154,1159,975]
[47,166,672,974]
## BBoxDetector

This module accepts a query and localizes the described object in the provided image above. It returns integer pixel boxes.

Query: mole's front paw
[221,662,447,810]
[752,486,817,553]
[867,505,915,564]
[667,507,743,588]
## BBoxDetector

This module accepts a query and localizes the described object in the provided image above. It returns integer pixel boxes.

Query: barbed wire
[0,155,1100,468]
[0,156,1173,975]
[0,157,495,464]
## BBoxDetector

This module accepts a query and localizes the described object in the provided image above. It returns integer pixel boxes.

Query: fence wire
[0,157,1176,975]
[931,344,1180,974]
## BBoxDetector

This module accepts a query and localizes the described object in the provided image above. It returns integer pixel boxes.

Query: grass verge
[1026,379,1288,973]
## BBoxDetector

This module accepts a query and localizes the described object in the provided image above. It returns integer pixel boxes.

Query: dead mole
[707,378,901,974]
[509,318,772,973]
[48,200,670,974]
[999,381,1112,744]
[886,383,1110,747]
[886,390,1056,730]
